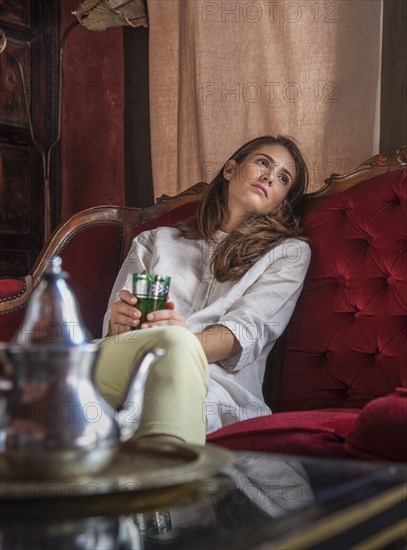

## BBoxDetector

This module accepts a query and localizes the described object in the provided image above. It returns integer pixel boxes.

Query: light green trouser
[95,326,209,445]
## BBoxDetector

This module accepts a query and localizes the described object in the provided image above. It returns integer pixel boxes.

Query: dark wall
[123,26,154,207]
[380,0,407,154]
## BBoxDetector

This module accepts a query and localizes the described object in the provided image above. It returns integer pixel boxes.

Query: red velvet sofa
[1,149,406,462]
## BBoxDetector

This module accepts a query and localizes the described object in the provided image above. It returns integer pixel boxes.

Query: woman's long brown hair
[177,135,309,282]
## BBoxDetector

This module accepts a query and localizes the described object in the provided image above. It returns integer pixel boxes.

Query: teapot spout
[117,348,166,442]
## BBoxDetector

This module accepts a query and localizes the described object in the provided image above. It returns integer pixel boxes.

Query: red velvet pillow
[207,409,360,458]
[345,388,407,462]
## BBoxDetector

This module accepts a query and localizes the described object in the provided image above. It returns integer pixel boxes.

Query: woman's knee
[157,325,201,351]
[155,326,209,381]
[99,326,208,384]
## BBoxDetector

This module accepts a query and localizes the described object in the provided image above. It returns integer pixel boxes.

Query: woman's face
[223,144,297,228]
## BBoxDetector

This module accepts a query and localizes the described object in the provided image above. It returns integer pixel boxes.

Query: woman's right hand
[108,290,141,335]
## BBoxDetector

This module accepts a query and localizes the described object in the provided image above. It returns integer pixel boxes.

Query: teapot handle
[117,348,166,443]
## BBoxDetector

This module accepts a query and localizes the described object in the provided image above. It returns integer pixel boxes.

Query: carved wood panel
[0,37,30,125]
[0,0,59,277]
[0,1,30,27]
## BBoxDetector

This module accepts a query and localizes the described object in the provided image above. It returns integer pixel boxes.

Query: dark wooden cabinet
[0,0,60,277]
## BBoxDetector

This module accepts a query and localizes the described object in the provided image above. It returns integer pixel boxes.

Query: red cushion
[0,278,26,299]
[345,388,407,462]
[207,409,360,458]
[277,169,407,411]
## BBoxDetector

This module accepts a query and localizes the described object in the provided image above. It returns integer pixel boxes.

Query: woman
[95,135,311,445]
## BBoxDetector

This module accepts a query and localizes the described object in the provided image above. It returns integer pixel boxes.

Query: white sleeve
[101,231,155,336]
[217,241,311,371]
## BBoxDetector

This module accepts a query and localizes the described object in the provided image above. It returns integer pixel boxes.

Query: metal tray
[0,440,233,502]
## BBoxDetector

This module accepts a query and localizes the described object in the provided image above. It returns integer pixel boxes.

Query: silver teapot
[0,257,165,479]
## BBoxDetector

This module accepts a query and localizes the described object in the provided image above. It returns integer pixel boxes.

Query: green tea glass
[132,273,171,327]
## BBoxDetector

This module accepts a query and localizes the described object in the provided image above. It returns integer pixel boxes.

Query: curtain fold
[148,0,383,197]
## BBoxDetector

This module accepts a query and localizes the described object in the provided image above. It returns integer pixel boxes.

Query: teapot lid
[12,256,92,346]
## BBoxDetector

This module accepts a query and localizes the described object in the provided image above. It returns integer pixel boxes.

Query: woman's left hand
[140,300,188,329]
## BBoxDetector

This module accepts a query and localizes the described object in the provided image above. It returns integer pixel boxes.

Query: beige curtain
[148,0,383,196]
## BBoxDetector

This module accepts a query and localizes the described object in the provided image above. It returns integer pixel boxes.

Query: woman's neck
[221,212,246,233]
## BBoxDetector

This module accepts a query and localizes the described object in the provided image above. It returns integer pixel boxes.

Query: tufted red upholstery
[276,169,407,411]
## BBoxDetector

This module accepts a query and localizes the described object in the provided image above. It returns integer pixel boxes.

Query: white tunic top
[103,227,311,433]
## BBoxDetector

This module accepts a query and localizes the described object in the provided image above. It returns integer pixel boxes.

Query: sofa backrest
[274,168,407,411]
